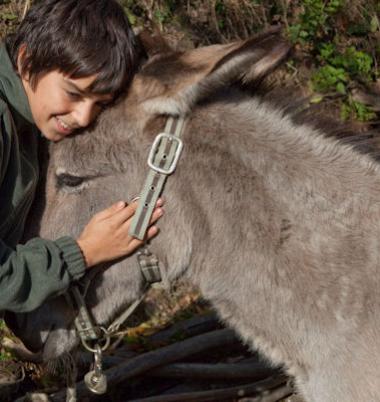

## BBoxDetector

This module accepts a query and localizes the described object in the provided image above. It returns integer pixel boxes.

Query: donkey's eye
[56,173,85,188]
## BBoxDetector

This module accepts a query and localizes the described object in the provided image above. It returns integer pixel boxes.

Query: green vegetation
[286,0,379,121]
[0,0,22,37]
[120,0,380,122]
[0,320,16,362]
[288,0,345,43]
[1,0,378,123]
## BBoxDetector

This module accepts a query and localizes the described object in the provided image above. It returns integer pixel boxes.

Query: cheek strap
[128,115,187,240]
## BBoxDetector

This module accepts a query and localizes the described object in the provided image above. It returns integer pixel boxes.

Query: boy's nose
[73,101,97,128]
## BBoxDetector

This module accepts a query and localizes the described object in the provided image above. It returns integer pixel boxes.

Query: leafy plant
[312,65,348,93]
[288,0,377,122]
[288,0,344,44]
[215,0,226,29]
[333,47,372,79]
[312,48,376,121]
[312,45,373,92]
[0,11,17,21]
[341,99,376,122]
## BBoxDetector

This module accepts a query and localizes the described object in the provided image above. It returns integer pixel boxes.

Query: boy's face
[21,70,114,142]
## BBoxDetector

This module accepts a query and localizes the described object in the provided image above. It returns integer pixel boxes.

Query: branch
[50,328,238,401]
[146,361,276,380]
[128,375,291,402]
[148,312,220,345]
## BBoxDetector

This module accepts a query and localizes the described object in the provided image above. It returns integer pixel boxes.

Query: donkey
[6,29,380,402]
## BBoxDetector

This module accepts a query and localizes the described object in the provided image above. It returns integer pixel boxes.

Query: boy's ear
[16,44,28,79]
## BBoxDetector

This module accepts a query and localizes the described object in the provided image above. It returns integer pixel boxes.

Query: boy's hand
[77,199,164,268]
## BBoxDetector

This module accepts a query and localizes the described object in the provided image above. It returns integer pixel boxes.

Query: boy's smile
[21,70,114,142]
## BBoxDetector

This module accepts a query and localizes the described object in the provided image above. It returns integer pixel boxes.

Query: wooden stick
[128,375,291,402]
[77,312,252,370]
[50,328,238,401]
[109,312,220,353]
[77,313,219,367]
[2,337,41,362]
[238,384,294,401]
[21,0,32,20]
[148,313,220,345]
[146,362,276,380]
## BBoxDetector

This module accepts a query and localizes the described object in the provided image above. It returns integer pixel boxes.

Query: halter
[65,115,187,394]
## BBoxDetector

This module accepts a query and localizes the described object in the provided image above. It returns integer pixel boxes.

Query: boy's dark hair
[6,0,141,96]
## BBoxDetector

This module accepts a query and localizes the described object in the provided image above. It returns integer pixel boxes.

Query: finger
[96,201,126,219]
[150,207,164,224]
[125,226,159,254]
[146,225,159,240]
[126,237,144,253]
[109,201,139,224]
[156,198,164,207]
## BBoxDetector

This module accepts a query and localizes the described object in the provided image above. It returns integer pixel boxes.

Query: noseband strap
[67,256,163,353]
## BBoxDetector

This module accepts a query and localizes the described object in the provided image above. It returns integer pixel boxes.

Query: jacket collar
[0,42,34,129]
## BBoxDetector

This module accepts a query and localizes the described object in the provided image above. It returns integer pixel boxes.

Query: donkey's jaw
[42,327,78,361]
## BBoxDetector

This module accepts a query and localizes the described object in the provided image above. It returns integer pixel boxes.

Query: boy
[0,0,162,313]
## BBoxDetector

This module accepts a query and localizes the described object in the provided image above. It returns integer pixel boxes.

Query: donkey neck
[151,97,380,376]
[149,94,380,324]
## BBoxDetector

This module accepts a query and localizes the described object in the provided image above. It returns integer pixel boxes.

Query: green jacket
[0,42,86,313]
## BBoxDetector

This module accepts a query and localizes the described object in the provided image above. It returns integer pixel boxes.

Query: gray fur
[10,31,380,401]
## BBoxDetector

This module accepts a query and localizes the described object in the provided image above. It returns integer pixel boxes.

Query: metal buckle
[147,133,183,175]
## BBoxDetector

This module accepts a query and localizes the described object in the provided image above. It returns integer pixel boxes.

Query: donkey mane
[69,85,380,180]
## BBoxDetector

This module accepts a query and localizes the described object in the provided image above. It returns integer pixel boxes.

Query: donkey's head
[6,29,290,361]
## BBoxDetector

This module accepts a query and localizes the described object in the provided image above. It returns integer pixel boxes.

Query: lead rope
[65,251,163,396]
[65,353,78,402]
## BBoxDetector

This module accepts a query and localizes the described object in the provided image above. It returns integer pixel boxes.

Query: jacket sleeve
[0,103,87,313]
[0,236,86,313]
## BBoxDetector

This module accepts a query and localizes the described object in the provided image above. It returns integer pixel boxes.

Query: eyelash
[66,90,81,100]
[65,90,111,109]
[97,101,110,109]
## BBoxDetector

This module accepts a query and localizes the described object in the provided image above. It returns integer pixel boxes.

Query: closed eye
[56,173,86,188]
[66,90,82,101]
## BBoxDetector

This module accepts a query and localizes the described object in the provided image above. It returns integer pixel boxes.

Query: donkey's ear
[139,27,291,116]
[137,29,173,57]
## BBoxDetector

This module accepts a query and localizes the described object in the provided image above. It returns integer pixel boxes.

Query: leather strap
[129,116,186,240]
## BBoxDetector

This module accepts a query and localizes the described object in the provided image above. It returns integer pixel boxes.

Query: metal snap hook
[80,327,111,353]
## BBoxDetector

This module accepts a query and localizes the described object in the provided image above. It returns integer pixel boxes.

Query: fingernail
[151,226,159,235]
[157,208,163,216]
[116,201,125,209]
